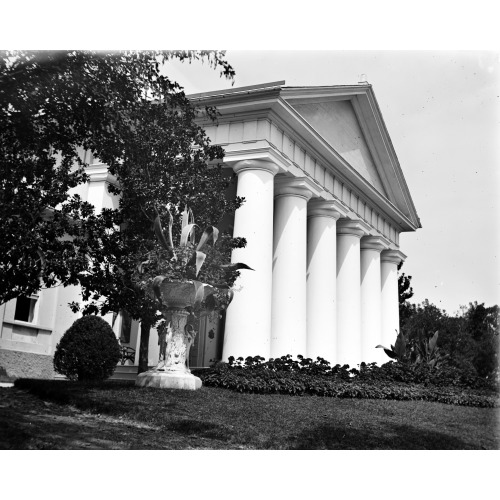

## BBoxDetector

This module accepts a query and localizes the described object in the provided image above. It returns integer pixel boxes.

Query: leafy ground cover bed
[1,377,498,449]
[194,356,499,408]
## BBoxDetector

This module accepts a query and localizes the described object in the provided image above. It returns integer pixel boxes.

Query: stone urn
[135,281,207,390]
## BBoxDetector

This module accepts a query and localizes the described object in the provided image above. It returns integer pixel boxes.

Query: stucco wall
[0,349,56,379]
[291,100,386,194]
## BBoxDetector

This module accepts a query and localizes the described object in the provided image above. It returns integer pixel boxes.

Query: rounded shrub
[53,315,121,381]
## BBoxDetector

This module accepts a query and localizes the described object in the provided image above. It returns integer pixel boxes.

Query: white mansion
[0,81,420,378]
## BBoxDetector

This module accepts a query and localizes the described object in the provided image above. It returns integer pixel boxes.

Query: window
[14,294,39,323]
[120,310,132,344]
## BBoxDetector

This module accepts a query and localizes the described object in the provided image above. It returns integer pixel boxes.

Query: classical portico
[0,80,422,380]
[191,81,421,367]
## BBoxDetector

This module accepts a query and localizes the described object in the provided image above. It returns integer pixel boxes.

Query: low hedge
[195,355,499,408]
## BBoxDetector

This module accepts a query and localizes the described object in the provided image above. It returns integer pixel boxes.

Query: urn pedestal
[135,282,203,391]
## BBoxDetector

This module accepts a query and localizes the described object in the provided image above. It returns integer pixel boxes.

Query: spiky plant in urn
[135,206,252,390]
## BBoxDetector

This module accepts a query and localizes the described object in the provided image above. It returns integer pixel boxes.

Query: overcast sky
[5,3,499,315]
[164,50,500,315]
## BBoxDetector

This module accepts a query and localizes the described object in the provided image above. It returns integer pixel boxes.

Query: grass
[1,378,498,449]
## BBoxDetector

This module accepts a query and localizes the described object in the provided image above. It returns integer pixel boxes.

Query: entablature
[221,143,400,248]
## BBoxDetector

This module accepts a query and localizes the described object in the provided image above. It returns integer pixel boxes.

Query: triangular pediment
[190,82,421,232]
[290,99,387,196]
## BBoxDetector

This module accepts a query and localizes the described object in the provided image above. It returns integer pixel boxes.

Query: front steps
[53,364,138,381]
[111,365,138,381]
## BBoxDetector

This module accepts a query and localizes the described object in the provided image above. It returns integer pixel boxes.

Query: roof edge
[188,81,286,100]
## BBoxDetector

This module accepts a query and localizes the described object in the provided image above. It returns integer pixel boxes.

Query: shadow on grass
[8,379,497,450]
[0,388,144,449]
[167,419,231,441]
[14,379,136,416]
[288,422,480,450]
[0,411,133,450]
[1,386,233,449]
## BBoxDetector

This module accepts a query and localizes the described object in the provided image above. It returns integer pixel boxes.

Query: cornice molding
[381,249,407,264]
[355,88,421,229]
[86,164,118,185]
[274,175,320,200]
[361,235,390,252]
[308,198,348,220]
[222,143,290,174]
[189,81,285,102]
[280,84,371,102]
[337,218,370,238]
[307,199,343,220]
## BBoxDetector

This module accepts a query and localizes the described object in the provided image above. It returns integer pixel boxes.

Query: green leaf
[181,205,195,232]
[180,223,198,247]
[195,250,206,276]
[196,226,219,250]
[218,262,254,273]
[154,215,172,252]
[429,331,439,353]
[137,260,149,274]
[181,205,189,230]
[394,331,407,359]
[226,289,234,307]
[376,345,397,359]
[166,207,175,253]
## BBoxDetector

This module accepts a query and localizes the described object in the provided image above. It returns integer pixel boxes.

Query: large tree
[0,50,235,305]
[462,302,499,377]
[69,93,244,373]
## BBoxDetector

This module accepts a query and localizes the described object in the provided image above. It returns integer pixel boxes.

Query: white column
[380,250,406,351]
[336,220,367,368]
[86,165,117,214]
[360,237,388,365]
[306,200,341,364]
[222,159,279,361]
[271,177,313,359]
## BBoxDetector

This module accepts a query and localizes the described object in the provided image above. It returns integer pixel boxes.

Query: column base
[135,370,202,390]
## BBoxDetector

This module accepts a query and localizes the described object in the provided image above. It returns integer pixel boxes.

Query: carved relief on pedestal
[153,309,197,373]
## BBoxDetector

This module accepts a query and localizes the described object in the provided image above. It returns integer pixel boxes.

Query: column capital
[381,249,407,265]
[86,164,117,184]
[233,159,280,176]
[337,218,370,238]
[274,175,318,201]
[361,236,390,252]
[307,199,343,220]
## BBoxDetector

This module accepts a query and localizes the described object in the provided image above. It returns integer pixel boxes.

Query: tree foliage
[0,50,235,305]
[397,262,414,328]
[401,299,499,379]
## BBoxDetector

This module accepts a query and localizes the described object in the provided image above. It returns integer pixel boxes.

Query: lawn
[1,379,498,449]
